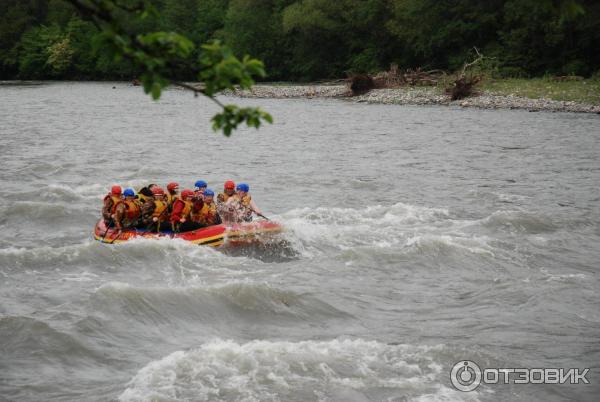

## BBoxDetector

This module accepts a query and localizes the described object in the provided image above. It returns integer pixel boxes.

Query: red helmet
[224,180,235,190]
[181,189,194,199]
[152,187,165,196]
[167,182,179,192]
[111,185,122,195]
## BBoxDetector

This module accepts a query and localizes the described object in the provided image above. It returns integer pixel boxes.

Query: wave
[119,338,478,402]
[278,202,492,258]
[404,234,495,256]
[0,237,241,274]
[0,201,91,226]
[480,210,557,234]
[0,240,105,270]
[277,202,557,260]
[92,281,349,324]
[0,316,105,364]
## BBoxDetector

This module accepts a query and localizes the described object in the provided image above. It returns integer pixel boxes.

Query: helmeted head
[204,188,214,202]
[236,183,249,194]
[111,185,122,196]
[152,186,165,198]
[167,182,179,193]
[123,188,135,198]
[224,180,235,195]
[181,189,194,200]
[194,180,207,189]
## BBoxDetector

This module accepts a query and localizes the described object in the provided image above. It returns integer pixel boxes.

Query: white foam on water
[540,268,586,282]
[113,236,263,281]
[0,240,98,263]
[119,338,479,402]
[404,234,495,256]
[278,202,494,258]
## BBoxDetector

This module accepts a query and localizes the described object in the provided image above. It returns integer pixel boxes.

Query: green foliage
[47,36,74,73]
[53,0,272,135]
[281,0,388,78]
[18,24,67,78]
[199,40,266,95]
[1,0,599,83]
[212,105,273,136]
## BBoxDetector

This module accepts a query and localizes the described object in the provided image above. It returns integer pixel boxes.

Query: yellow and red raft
[93,219,283,247]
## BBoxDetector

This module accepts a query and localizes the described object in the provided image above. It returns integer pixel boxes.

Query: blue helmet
[204,189,214,197]
[236,183,249,192]
[194,180,207,189]
[123,188,135,197]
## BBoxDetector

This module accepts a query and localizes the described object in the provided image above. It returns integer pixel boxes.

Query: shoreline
[228,84,600,114]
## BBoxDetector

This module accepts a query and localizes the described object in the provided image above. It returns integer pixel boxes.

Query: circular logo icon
[450,360,482,392]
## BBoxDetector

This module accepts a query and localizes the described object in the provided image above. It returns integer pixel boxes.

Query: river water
[0,82,599,401]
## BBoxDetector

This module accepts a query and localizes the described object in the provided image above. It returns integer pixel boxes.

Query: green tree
[0,0,49,78]
[18,24,66,78]
[223,0,293,80]
[386,0,503,70]
[282,0,389,79]
[499,0,594,76]
[196,0,229,43]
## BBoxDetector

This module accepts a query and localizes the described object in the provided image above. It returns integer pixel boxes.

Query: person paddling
[114,188,142,230]
[217,180,236,204]
[198,189,221,226]
[226,183,262,222]
[141,186,170,232]
[166,182,179,209]
[137,183,157,204]
[171,189,205,232]
[102,185,122,226]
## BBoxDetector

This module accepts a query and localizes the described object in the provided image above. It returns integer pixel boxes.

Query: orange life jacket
[167,192,180,207]
[189,200,204,223]
[199,202,218,225]
[116,199,141,227]
[124,199,141,221]
[152,200,169,221]
[104,194,121,214]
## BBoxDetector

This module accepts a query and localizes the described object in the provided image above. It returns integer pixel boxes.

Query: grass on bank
[479,77,600,105]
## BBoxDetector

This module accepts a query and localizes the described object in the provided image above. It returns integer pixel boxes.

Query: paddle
[107,228,122,244]
[100,219,111,240]
[256,213,270,221]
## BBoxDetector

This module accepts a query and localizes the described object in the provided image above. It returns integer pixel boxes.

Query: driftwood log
[348,65,445,96]
[445,48,484,100]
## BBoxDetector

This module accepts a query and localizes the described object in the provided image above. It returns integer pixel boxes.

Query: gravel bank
[229,84,600,114]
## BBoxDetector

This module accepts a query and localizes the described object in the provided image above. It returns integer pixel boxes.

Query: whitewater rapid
[1,82,599,401]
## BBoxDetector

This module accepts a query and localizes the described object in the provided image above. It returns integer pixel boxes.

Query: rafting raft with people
[94,180,283,247]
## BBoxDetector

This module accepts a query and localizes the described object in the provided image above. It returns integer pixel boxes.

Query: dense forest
[1,0,599,81]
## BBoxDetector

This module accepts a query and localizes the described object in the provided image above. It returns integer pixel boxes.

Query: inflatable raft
[93,219,283,247]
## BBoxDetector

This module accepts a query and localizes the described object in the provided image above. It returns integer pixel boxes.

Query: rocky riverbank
[228,84,600,114]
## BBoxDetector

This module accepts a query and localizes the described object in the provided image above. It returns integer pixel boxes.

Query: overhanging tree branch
[64,0,272,136]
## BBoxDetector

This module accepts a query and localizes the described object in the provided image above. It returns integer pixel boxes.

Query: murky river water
[0,82,599,401]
